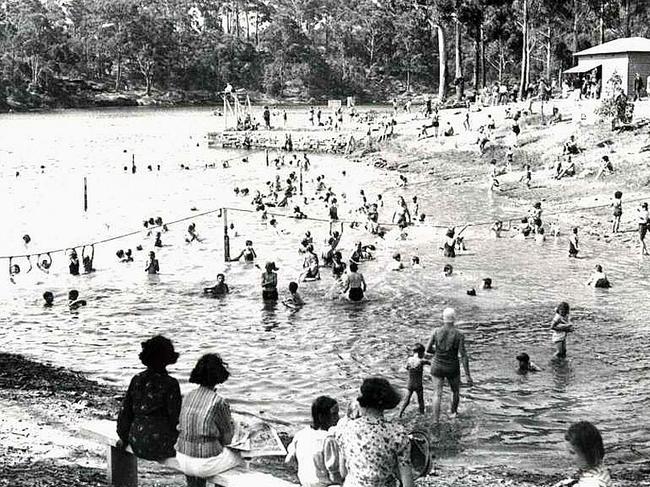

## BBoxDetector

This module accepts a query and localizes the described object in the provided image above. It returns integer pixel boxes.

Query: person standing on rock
[425,308,473,424]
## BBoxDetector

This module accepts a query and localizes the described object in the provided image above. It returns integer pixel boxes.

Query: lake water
[1,106,649,471]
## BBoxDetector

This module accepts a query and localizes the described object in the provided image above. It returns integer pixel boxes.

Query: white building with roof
[564,37,650,95]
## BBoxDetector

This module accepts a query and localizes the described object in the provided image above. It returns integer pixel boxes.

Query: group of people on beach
[115,327,612,487]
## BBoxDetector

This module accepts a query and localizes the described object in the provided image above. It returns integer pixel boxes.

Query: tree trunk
[146,75,151,96]
[246,9,250,41]
[599,3,605,44]
[519,0,528,100]
[498,39,504,83]
[454,18,464,99]
[480,25,486,88]
[572,0,579,53]
[623,0,630,37]
[255,13,259,45]
[115,55,122,92]
[437,24,448,100]
[235,1,241,38]
[473,36,481,91]
[546,25,552,81]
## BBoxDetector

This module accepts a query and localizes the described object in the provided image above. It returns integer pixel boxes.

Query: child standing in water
[145,251,160,274]
[551,302,574,359]
[611,191,622,233]
[568,227,580,258]
[399,344,431,417]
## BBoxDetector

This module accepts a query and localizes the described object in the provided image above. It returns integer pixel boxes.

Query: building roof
[576,37,650,57]
[564,60,602,74]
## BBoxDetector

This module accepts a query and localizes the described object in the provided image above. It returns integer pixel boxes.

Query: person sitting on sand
[443,122,454,137]
[204,273,229,296]
[552,422,613,487]
[285,396,341,487]
[389,252,404,271]
[300,245,321,281]
[231,240,257,263]
[145,251,160,274]
[586,265,611,288]
[551,302,574,359]
[563,135,580,155]
[568,227,580,258]
[284,281,305,308]
[68,290,87,310]
[516,353,541,374]
[342,262,366,302]
[117,336,181,461]
[261,262,279,301]
[43,291,54,307]
[557,156,576,179]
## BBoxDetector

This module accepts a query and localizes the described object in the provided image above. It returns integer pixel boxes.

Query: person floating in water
[516,353,541,374]
[551,301,573,359]
[68,290,87,310]
[389,252,404,271]
[231,240,257,262]
[398,343,431,417]
[261,261,279,301]
[204,273,229,296]
[342,262,366,302]
[43,291,54,307]
[586,265,611,288]
[145,251,160,274]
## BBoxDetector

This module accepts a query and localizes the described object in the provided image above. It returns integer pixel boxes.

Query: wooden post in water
[83,177,88,212]
[265,149,269,167]
[299,164,303,195]
[223,208,230,262]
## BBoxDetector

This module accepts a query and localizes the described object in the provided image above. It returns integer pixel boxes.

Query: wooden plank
[80,420,298,487]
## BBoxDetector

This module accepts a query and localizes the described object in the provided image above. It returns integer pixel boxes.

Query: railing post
[223,208,230,262]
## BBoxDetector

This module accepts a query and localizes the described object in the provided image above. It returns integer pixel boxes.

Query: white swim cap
[442,307,456,323]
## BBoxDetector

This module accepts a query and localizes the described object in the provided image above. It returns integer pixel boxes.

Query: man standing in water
[425,308,473,424]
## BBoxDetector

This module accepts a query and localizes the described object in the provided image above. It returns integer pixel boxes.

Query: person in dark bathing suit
[231,240,257,262]
[425,308,473,424]
[261,261,279,301]
[343,262,366,301]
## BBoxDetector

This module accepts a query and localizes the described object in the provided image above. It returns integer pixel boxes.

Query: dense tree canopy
[0,0,647,106]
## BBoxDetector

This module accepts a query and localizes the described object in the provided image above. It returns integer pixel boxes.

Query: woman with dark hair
[175,354,241,486]
[335,377,414,487]
[117,336,181,460]
[261,262,279,301]
[556,421,612,486]
[285,396,341,487]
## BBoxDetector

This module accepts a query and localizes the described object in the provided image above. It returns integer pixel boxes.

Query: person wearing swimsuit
[392,197,411,230]
[232,240,257,262]
[331,252,346,279]
[343,262,366,301]
[611,191,622,233]
[568,227,579,258]
[442,229,456,258]
[425,308,473,424]
[638,203,649,256]
[261,262,279,301]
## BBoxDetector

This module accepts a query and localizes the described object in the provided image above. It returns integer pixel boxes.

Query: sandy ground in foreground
[3,98,650,486]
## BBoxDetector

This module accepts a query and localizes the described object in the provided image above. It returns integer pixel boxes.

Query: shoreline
[2,353,648,486]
